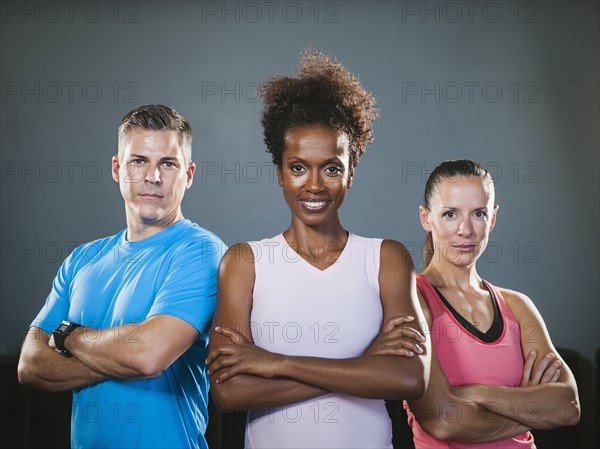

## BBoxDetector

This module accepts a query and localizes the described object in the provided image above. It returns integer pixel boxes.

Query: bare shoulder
[380,239,415,273]
[212,243,257,342]
[495,285,543,322]
[216,242,256,312]
[219,242,256,278]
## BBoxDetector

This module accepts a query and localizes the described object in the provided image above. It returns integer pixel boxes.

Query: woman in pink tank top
[402,160,580,448]
[205,50,431,448]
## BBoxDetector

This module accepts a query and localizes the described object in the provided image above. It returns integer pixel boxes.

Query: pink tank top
[405,274,535,449]
[246,233,393,448]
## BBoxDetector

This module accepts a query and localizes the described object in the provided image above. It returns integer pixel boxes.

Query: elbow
[130,351,170,379]
[535,398,581,430]
[562,399,581,427]
[17,354,40,388]
[386,374,425,400]
[394,364,427,400]
[420,417,452,441]
[210,383,241,413]
[17,357,33,387]
[404,375,426,400]
[17,356,54,391]
[133,357,165,379]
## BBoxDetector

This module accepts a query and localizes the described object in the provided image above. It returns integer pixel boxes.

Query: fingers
[212,366,241,384]
[520,350,536,386]
[206,355,232,374]
[373,346,418,357]
[522,351,562,386]
[213,326,247,344]
[397,325,426,343]
[531,352,556,385]
[368,335,425,357]
[383,315,415,333]
[540,359,562,384]
[206,346,232,365]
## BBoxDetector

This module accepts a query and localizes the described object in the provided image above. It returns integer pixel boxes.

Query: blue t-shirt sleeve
[148,234,226,337]
[31,247,80,334]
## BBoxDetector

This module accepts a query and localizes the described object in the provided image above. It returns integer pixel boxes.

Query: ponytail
[423,231,434,268]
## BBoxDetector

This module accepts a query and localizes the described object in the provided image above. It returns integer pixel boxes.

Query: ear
[276,165,283,187]
[419,205,432,232]
[185,162,196,189]
[489,204,499,232]
[111,155,120,183]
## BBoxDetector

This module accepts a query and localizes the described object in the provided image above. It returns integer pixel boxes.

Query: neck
[125,211,184,242]
[284,217,347,257]
[421,259,482,291]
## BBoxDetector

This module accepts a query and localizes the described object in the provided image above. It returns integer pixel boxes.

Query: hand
[364,315,425,357]
[206,327,284,383]
[520,350,561,386]
[48,335,57,350]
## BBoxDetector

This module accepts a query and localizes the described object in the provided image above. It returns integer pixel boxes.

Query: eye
[325,165,343,175]
[443,211,457,219]
[289,164,305,173]
[474,210,488,219]
[162,161,176,168]
[130,159,146,165]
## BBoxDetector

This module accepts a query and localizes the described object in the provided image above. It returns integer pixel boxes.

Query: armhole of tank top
[485,282,519,324]
[245,241,260,303]
[368,238,383,294]
[416,275,439,310]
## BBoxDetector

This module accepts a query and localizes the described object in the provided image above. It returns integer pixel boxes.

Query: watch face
[57,323,70,333]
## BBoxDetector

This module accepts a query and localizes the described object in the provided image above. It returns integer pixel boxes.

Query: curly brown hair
[259,49,379,168]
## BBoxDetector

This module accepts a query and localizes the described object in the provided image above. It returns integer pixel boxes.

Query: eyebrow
[441,206,489,210]
[129,154,180,162]
[285,157,344,165]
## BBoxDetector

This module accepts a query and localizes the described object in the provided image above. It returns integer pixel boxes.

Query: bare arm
[62,314,200,379]
[209,240,429,401]
[453,289,580,429]
[409,347,532,442]
[208,244,330,413]
[407,292,535,443]
[18,326,106,391]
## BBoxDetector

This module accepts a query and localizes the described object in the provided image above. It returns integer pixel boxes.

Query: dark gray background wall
[1,0,598,445]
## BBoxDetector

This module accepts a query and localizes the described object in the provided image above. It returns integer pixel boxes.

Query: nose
[305,169,324,193]
[458,218,473,237]
[145,164,161,184]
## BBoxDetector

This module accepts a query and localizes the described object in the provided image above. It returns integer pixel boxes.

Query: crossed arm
[451,289,580,430]
[207,240,431,412]
[17,314,199,392]
[406,289,580,444]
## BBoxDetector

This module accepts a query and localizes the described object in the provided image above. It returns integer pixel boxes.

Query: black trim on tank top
[432,280,503,343]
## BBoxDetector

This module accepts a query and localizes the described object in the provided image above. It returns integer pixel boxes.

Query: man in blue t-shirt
[17,104,227,449]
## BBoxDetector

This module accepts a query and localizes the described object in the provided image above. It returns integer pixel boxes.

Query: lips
[139,193,163,199]
[300,199,329,212]
[454,244,476,251]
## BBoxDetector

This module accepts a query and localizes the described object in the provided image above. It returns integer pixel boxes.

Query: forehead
[433,176,494,205]
[283,125,350,160]
[120,128,183,157]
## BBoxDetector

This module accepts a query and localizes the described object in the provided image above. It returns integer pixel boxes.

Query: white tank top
[246,233,393,449]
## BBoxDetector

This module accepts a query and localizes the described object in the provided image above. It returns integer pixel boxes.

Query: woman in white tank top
[206,49,431,449]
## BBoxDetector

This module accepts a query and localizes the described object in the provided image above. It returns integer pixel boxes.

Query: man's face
[112,128,195,232]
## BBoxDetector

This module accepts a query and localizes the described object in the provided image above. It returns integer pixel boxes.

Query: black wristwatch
[53,321,80,357]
